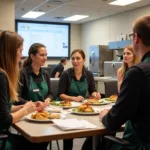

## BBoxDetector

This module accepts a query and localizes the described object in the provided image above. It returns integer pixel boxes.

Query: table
[13,104,124,149]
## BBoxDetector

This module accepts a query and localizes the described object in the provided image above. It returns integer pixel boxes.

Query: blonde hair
[0,31,23,101]
[119,45,139,83]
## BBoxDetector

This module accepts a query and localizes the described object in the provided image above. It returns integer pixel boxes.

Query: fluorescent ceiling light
[22,11,45,18]
[109,0,141,6]
[63,15,89,21]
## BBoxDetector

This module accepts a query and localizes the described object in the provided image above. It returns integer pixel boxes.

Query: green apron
[111,57,150,150]
[0,102,15,150]
[68,77,88,98]
[27,74,48,102]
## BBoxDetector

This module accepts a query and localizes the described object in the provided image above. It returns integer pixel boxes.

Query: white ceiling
[15,0,150,24]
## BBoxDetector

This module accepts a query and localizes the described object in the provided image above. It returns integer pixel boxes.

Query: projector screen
[15,20,70,59]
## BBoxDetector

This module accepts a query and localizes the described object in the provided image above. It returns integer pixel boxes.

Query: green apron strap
[143,57,150,62]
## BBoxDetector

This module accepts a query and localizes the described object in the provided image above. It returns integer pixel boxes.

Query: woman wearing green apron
[0,31,36,150]
[17,43,53,150]
[58,49,101,150]
[18,43,53,109]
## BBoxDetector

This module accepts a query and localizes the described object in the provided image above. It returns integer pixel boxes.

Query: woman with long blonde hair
[117,45,139,92]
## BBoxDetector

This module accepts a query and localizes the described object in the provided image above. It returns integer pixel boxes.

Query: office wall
[45,23,81,69]
[81,5,150,66]
[0,0,15,31]
[0,0,81,70]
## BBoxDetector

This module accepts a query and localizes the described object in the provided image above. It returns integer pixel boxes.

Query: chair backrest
[41,67,51,76]
[104,80,118,97]
[47,64,57,70]
[50,79,59,100]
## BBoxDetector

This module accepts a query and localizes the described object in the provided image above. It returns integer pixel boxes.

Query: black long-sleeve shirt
[18,66,53,104]
[102,52,150,137]
[58,67,97,97]
[0,71,13,130]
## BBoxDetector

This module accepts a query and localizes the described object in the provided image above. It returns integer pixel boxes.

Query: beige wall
[45,23,81,69]
[0,0,15,31]
[81,5,150,66]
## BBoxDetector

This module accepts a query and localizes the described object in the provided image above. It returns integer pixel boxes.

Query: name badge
[33,89,39,92]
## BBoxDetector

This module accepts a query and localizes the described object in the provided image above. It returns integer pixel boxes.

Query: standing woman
[18,43,53,106]
[0,31,36,150]
[117,45,139,93]
[58,49,101,150]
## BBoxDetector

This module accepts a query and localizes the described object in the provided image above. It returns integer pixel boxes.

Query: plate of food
[25,111,63,122]
[50,100,80,108]
[104,94,118,103]
[70,103,100,115]
[84,98,111,105]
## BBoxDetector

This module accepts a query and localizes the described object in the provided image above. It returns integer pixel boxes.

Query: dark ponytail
[23,57,32,68]
[22,43,46,68]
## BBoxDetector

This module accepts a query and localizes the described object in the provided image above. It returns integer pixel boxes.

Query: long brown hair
[119,45,139,82]
[0,31,23,101]
[23,43,46,68]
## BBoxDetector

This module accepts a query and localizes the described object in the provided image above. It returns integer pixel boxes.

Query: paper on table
[52,118,97,130]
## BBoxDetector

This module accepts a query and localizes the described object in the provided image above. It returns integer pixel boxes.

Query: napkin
[53,118,97,130]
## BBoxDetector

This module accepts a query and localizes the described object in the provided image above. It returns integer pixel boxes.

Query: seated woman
[58,49,100,102]
[117,45,139,93]
[0,31,47,150]
[18,43,53,109]
[58,49,101,150]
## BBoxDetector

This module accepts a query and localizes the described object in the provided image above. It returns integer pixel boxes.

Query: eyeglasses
[129,33,135,40]
[129,32,141,40]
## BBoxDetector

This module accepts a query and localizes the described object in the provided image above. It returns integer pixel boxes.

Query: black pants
[63,137,93,150]
[63,139,73,150]
[82,136,93,150]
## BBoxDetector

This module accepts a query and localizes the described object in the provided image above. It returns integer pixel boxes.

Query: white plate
[69,108,100,115]
[25,112,65,122]
[101,98,116,103]
[50,101,80,109]
[45,107,63,113]
[84,99,111,105]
